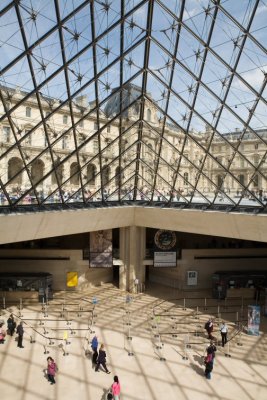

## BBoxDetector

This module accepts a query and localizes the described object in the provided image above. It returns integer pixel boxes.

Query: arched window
[253,174,259,187]
[147,108,151,121]
[31,159,44,185]
[8,157,23,184]
[115,166,122,187]
[51,164,63,185]
[217,175,223,187]
[238,174,245,185]
[70,162,79,185]
[87,164,96,185]
[183,172,189,185]
[102,165,110,186]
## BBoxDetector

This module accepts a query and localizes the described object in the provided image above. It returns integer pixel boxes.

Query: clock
[154,230,176,250]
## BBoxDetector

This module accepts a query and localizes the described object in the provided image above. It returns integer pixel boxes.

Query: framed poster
[247,305,260,335]
[187,271,198,285]
[90,230,112,253]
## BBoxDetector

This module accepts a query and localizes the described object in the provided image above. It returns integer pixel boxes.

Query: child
[47,356,58,384]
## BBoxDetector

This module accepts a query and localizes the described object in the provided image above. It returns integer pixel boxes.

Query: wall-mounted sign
[187,271,198,286]
[154,251,177,267]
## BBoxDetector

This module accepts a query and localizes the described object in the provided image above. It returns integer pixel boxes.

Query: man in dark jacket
[95,344,110,373]
[16,321,24,348]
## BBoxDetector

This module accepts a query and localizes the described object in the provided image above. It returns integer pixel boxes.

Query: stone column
[119,226,146,292]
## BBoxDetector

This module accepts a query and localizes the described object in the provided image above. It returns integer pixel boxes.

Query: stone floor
[0,283,266,400]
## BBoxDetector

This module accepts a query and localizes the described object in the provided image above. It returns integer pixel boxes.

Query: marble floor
[0,283,266,400]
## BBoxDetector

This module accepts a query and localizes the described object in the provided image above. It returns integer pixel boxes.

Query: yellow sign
[67,271,78,287]
[63,331,68,340]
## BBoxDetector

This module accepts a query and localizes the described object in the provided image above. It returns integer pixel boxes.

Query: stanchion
[43,304,48,318]
[60,303,65,318]
[195,306,199,319]
[224,340,231,357]
[183,298,186,310]
[48,336,54,345]
[43,321,48,335]
[30,335,36,344]
[66,311,71,325]
[182,334,189,360]
[235,312,239,328]
[237,329,243,346]
[19,298,23,317]
[241,297,244,318]
[43,338,49,354]
[204,298,207,311]
[3,297,6,310]
[224,298,228,310]
[194,324,199,337]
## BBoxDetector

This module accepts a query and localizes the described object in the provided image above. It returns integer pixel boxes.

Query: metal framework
[0,0,267,214]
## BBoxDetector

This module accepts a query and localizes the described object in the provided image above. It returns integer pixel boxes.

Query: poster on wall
[90,252,113,268]
[90,230,112,253]
[187,271,198,286]
[154,251,177,267]
[247,305,261,335]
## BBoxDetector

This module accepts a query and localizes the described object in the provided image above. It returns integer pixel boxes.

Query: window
[93,140,98,152]
[63,115,68,124]
[62,136,68,149]
[94,122,98,131]
[253,174,259,187]
[25,130,32,146]
[3,126,11,142]
[147,108,151,121]
[79,119,84,128]
[107,125,110,133]
[26,106,31,117]
[239,174,245,185]
[255,143,258,149]
[183,172,188,185]
[45,111,50,118]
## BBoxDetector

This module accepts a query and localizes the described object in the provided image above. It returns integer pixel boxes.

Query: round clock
[154,230,176,250]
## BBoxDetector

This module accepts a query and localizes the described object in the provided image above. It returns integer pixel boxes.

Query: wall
[148,248,267,290]
[0,249,113,291]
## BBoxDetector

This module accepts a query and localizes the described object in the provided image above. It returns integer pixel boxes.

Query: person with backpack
[204,347,214,379]
[47,356,58,385]
[111,375,121,400]
[16,321,24,348]
[91,334,98,365]
[204,318,214,339]
[206,340,217,365]
[7,314,16,336]
[95,344,111,374]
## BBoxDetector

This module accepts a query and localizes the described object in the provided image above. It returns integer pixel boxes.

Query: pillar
[119,226,146,292]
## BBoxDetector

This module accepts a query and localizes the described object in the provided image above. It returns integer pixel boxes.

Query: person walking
[16,321,24,348]
[111,375,121,400]
[204,318,214,340]
[204,349,213,379]
[206,340,217,365]
[0,322,6,344]
[95,344,111,374]
[7,314,16,336]
[47,356,58,385]
[220,321,228,347]
[91,334,98,365]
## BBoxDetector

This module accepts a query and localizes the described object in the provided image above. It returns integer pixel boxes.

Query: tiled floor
[0,283,266,400]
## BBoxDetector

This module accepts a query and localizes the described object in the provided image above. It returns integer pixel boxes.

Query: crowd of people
[0,310,233,397]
